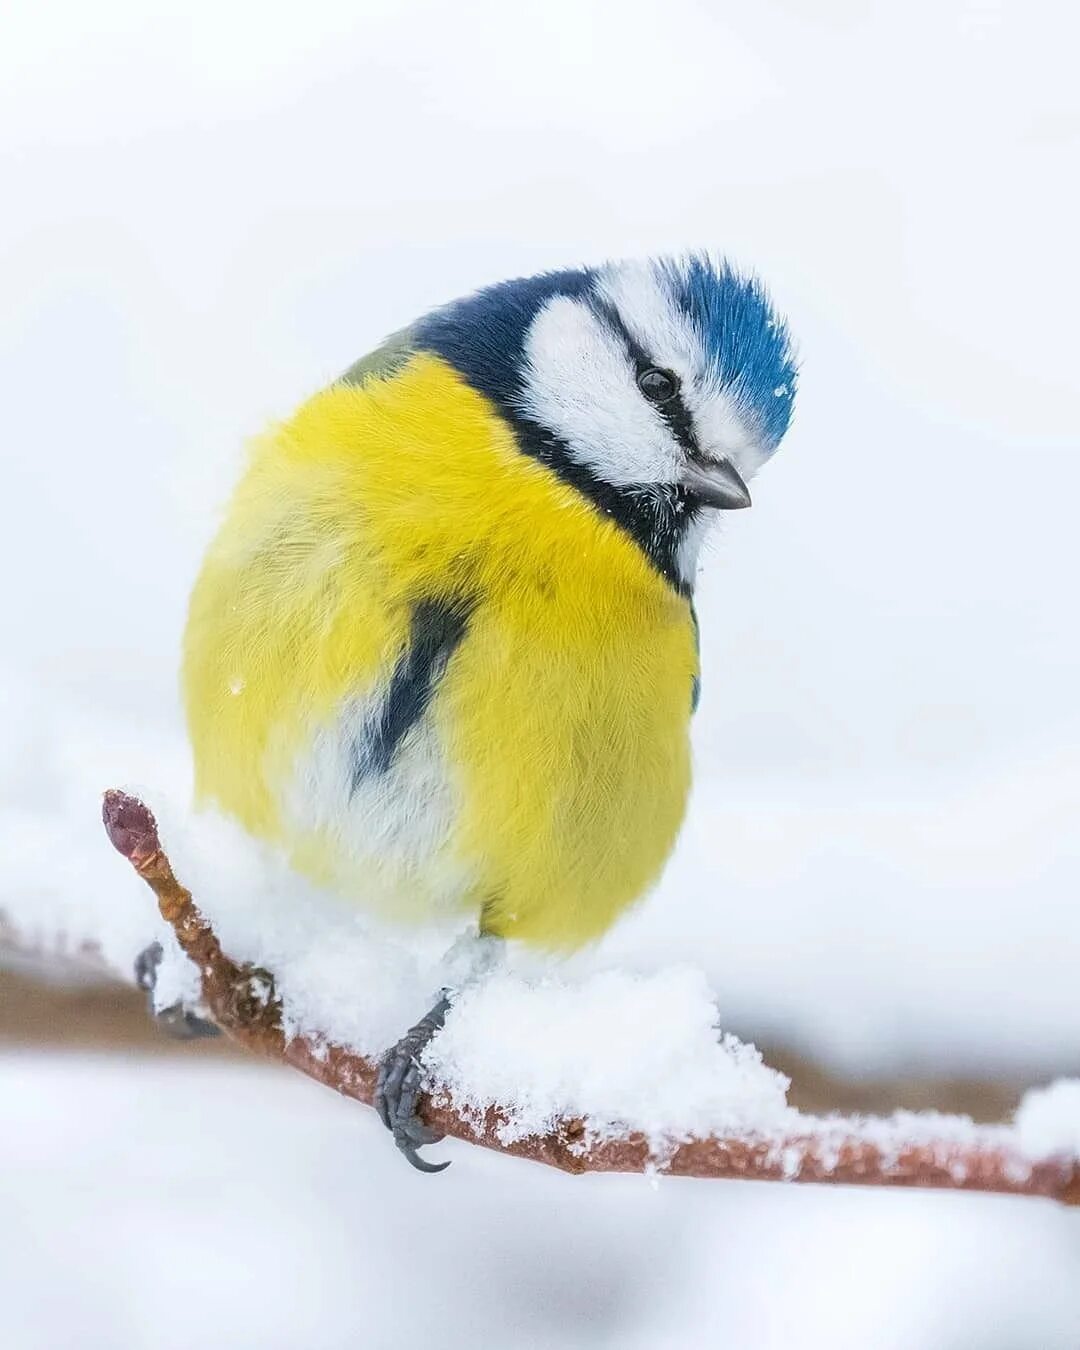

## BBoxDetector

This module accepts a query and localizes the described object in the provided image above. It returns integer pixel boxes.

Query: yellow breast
[183,352,697,950]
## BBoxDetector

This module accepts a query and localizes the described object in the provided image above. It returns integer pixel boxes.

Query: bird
[180,253,797,1169]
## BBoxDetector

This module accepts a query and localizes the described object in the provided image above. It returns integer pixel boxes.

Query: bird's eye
[637,367,680,403]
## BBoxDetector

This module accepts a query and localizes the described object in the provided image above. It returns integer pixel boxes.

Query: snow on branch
[91,788,1080,1202]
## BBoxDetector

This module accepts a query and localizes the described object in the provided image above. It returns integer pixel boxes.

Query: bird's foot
[375,993,452,1173]
[134,940,221,1040]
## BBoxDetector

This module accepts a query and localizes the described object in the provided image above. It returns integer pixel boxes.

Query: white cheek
[690,389,770,479]
[519,296,681,488]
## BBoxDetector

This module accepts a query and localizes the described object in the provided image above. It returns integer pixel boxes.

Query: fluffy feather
[184,354,697,948]
[183,255,796,950]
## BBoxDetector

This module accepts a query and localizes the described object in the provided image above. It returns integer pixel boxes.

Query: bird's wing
[338,328,415,388]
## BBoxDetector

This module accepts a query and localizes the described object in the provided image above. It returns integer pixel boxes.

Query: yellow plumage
[183,352,697,950]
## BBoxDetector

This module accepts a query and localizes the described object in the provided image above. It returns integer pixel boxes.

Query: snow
[427,967,791,1147]
[1016,1081,1080,1162]
[86,797,1080,1170]
[156,802,439,1051]
[0,672,188,977]
[144,929,204,1013]
[122,801,1080,1164]
[137,800,793,1148]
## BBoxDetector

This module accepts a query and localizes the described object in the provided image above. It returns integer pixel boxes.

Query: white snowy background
[2,0,1079,1346]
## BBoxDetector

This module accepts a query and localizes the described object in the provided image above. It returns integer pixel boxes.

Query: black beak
[679,458,752,510]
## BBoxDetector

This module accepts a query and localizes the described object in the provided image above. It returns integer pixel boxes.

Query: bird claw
[375,993,451,1173]
[134,940,164,995]
[134,940,221,1040]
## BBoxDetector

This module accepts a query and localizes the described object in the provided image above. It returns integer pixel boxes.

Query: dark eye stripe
[590,298,700,458]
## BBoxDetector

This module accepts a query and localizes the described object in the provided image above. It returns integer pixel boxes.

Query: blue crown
[657,254,797,448]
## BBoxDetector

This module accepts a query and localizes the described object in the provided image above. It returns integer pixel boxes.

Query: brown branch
[100,788,1080,1203]
[0,914,109,981]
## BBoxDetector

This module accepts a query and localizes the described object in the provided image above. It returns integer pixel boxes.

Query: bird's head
[412,253,797,590]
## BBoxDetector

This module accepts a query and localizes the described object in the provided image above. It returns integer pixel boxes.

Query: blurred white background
[1,0,1078,1346]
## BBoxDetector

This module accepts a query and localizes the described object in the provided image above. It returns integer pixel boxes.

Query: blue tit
[182,253,797,1167]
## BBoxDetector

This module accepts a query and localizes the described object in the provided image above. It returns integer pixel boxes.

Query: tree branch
[99,789,1079,1203]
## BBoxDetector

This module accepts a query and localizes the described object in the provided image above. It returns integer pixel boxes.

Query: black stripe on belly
[350,598,472,789]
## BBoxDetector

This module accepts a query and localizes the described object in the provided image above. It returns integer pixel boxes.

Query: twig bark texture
[100,789,1080,1203]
